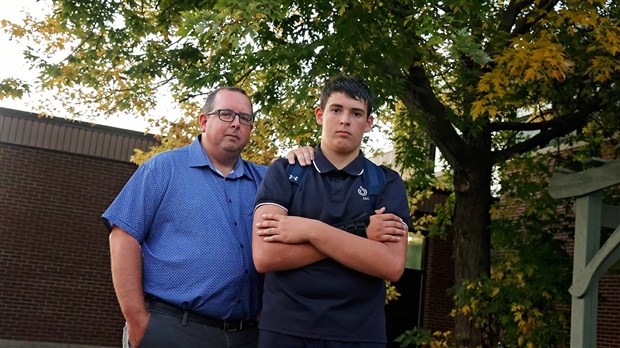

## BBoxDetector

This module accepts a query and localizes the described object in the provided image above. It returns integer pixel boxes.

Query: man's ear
[315,107,324,125]
[199,114,208,132]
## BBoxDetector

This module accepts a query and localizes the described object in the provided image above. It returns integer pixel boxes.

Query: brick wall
[421,228,454,332]
[415,191,455,333]
[598,273,620,347]
[0,142,136,347]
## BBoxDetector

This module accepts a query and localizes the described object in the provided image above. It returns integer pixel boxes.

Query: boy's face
[315,91,373,155]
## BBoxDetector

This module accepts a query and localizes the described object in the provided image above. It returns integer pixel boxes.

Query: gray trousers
[123,310,259,348]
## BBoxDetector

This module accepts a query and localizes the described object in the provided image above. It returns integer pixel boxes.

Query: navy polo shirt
[102,136,266,320]
[254,146,410,343]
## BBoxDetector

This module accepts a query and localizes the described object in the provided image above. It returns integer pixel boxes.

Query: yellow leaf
[477,80,491,93]
[470,100,486,120]
[514,311,523,321]
[523,68,538,82]
[492,287,500,297]
[461,305,471,315]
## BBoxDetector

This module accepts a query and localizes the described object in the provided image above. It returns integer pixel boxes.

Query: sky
[1,1,44,110]
[0,0,159,133]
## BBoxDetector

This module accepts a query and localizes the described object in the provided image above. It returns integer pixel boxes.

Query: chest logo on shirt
[289,174,299,182]
[358,186,370,200]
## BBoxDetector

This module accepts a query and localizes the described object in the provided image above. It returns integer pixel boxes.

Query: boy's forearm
[307,224,407,281]
[253,242,327,272]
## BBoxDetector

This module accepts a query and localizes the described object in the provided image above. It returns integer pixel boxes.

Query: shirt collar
[188,135,251,179]
[313,144,365,176]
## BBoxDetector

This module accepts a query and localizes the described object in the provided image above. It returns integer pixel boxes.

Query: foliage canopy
[3,0,619,345]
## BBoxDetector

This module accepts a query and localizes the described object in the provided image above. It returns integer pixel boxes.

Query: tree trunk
[452,160,492,347]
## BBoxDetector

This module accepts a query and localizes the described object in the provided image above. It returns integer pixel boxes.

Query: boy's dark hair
[319,75,373,117]
[202,86,251,114]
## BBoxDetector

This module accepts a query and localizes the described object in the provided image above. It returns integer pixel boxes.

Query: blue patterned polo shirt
[102,135,267,320]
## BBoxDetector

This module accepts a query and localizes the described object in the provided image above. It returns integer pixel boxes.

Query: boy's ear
[365,115,374,132]
[315,107,324,125]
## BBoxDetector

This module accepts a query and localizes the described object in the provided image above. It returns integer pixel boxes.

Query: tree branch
[400,65,471,169]
[488,111,570,131]
[497,0,534,34]
[492,100,602,164]
[511,0,559,38]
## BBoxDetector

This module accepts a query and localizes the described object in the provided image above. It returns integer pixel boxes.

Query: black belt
[145,298,257,331]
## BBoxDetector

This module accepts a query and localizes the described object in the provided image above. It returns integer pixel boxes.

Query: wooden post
[570,191,602,348]
[549,160,620,348]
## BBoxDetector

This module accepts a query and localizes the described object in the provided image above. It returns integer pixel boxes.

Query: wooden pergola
[548,159,620,347]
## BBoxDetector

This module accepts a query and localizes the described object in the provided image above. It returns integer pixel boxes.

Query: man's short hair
[202,87,251,114]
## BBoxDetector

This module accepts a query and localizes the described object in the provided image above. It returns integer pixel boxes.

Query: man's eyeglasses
[206,109,254,126]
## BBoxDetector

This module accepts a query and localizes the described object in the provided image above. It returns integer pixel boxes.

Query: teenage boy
[252,75,411,347]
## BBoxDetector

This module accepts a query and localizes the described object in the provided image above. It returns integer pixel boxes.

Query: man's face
[199,89,253,155]
[316,92,373,154]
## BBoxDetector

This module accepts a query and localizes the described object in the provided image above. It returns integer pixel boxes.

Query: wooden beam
[569,224,620,298]
[549,160,620,199]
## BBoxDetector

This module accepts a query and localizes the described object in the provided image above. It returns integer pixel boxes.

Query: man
[252,75,411,347]
[103,87,307,348]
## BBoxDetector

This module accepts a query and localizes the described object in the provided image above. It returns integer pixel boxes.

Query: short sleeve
[101,157,169,242]
[254,158,294,211]
[376,167,411,228]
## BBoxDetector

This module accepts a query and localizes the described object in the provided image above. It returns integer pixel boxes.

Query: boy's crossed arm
[252,204,408,281]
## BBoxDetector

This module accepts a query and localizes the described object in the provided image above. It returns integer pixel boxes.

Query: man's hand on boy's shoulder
[280,146,315,166]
